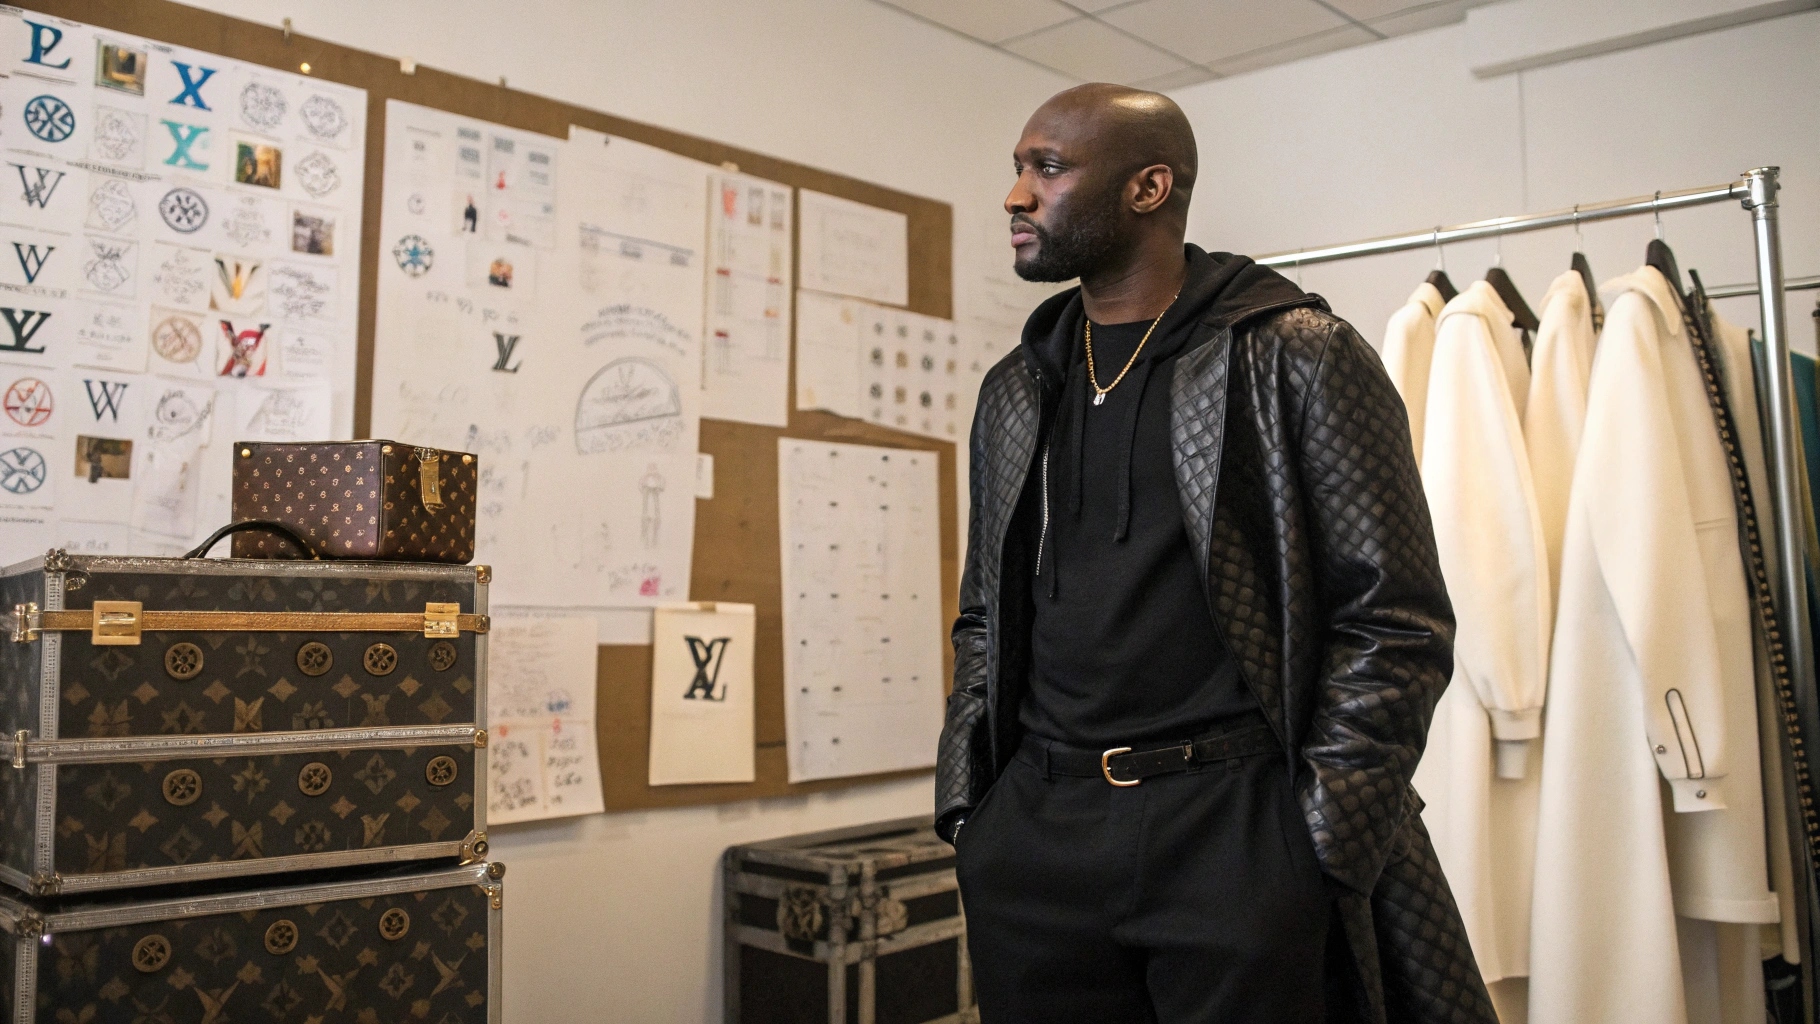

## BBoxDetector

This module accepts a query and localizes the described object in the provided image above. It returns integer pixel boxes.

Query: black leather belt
[1019,724,1279,787]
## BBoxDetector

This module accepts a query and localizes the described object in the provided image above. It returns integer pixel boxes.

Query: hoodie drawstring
[1112,360,1152,541]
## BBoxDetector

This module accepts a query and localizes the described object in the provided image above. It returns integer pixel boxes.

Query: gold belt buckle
[1101,746,1140,787]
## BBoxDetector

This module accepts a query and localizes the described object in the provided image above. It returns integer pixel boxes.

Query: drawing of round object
[363,642,397,676]
[377,907,410,941]
[82,241,131,293]
[151,315,203,365]
[406,192,426,215]
[295,150,340,198]
[239,81,286,131]
[163,642,204,680]
[297,761,332,797]
[22,95,74,143]
[162,768,202,807]
[264,919,299,955]
[3,377,52,428]
[296,641,333,676]
[0,447,47,495]
[158,186,209,233]
[299,94,347,142]
[573,357,683,455]
[150,391,207,444]
[427,640,458,672]
[392,234,433,277]
[425,755,458,788]
[132,934,172,973]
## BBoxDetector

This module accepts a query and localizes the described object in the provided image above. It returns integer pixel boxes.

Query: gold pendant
[1093,392,1105,406]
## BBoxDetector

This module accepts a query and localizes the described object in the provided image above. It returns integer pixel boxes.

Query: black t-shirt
[1021,316,1254,748]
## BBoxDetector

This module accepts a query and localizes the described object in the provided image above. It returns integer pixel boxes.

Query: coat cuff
[1494,740,1531,780]
[1669,777,1727,812]
[1488,707,1542,741]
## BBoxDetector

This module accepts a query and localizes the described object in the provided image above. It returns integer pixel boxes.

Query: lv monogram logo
[83,379,128,421]
[168,62,217,109]
[10,164,65,209]
[492,332,521,373]
[11,242,52,283]
[160,121,209,170]
[683,635,731,701]
[0,308,51,354]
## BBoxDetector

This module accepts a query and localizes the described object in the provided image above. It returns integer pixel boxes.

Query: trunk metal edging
[45,839,469,894]
[23,552,478,583]
[16,723,478,765]
[473,573,490,841]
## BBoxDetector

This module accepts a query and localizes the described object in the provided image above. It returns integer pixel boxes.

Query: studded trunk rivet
[298,762,333,796]
[164,642,204,680]
[364,643,398,675]
[132,934,172,972]
[265,919,299,954]
[378,907,410,940]
[162,769,201,806]
[296,642,333,677]
[428,640,458,672]
[426,755,458,787]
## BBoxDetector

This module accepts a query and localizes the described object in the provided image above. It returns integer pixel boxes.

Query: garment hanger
[1484,232,1540,333]
[1569,207,1603,330]
[1426,227,1459,302]
[1644,191,1688,304]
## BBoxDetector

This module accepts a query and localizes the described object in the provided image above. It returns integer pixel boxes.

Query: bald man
[936,85,1495,1024]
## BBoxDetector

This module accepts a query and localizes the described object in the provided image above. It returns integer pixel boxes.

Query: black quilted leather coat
[937,247,1497,1024]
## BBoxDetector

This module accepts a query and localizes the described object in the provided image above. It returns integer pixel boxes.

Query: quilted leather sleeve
[1290,317,1455,895]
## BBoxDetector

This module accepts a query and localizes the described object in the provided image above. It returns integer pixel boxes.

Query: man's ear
[1129,164,1175,215]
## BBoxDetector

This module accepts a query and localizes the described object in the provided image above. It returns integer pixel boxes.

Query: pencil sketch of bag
[0,860,504,1023]
[1,550,491,896]
[725,817,977,1024]
[231,440,478,563]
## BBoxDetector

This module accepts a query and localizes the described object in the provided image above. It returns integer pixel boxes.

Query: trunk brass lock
[418,450,444,510]
[91,601,143,645]
[423,602,460,638]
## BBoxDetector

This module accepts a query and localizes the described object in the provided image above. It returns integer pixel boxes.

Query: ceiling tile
[1321,0,1435,20]
[1367,0,1477,37]
[877,0,1080,45]
[1130,66,1223,92]
[1067,0,1146,11]
[1207,23,1377,76]
[1003,18,1193,83]
[1099,0,1348,66]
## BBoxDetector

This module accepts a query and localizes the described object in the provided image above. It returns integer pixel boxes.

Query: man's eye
[1041,164,1063,176]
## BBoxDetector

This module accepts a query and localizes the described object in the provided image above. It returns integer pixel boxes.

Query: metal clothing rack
[1706,273,1820,300]
[1256,166,1819,977]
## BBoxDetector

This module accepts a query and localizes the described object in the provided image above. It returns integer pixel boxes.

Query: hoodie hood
[1018,244,1322,394]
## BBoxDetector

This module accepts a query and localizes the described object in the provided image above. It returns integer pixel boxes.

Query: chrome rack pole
[1703,274,1820,300]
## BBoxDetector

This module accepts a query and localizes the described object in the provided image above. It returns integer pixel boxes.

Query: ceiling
[871,0,1504,89]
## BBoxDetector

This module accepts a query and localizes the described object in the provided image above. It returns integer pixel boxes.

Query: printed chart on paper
[372,102,709,609]
[0,9,364,564]
[796,289,971,443]
[778,438,943,782]
[485,612,605,824]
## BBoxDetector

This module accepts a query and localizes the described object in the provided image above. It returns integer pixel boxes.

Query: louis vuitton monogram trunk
[0,860,504,1024]
[724,817,976,1024]
[1,551,491,897]
[231,441,479,563]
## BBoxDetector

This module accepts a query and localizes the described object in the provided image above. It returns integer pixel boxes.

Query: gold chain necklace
[1084,294,1177,406]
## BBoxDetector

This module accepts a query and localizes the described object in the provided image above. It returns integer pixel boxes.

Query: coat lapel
[1170,325,1233,570]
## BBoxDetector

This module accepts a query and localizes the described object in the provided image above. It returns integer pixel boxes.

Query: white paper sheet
[0,10,365,565]
[778,439,943,782]
[797,189,907,306]
[486,612,605,824]
[371,104,706,610]
[793,288,862,418]
[701,172,792,426]
[649,602,757,785]
[793,289,964,441]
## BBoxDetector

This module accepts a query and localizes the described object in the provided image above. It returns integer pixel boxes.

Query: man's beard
[1013,189,1125,283]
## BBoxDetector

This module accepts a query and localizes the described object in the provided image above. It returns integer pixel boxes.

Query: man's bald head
[1007,84,1199,283]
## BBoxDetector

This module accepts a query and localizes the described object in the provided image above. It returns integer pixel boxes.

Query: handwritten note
[486,613,605,824]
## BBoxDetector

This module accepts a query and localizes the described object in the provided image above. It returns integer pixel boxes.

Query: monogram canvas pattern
[231,441,477,563]
[937,305,1491,1024]
[21,881,490,1023]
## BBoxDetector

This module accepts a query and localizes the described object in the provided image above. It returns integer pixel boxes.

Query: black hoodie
[1018,246,1318,749]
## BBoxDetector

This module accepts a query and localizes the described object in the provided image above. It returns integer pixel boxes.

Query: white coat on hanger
[1527,266,1778,1024]
[1412,279,1551,985]
[1526,271,1599,600]
[1380,281,1445,462]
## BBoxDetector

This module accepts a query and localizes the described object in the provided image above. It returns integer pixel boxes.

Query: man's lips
[1010,226,1037,248]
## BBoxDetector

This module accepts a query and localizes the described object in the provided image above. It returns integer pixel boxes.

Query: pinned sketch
[574,356,683,454]
[795,289,964,441]
[778,439,944,782]
[702,172,793,426]
[236,382,330,441]
[487,613,605,824]
[798,189,908,306]
[650,603,757,785]
[0,9,365,567]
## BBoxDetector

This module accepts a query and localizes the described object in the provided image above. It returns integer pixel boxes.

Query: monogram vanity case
[230,441,479,563]
[724,817,976,1024]
[0,860,504,1023]
[1,550,491,896]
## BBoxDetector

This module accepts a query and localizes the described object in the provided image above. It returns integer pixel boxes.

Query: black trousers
[956,728,1332,1024]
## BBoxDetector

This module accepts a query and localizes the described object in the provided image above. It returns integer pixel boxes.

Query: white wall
[163,1,1067,1022]
[1172,8,1820,353]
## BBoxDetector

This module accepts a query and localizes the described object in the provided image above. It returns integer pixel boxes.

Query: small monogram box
[231,441,478,564]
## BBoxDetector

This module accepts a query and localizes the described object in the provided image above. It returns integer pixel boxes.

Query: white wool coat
[1380,281,1445,461]
[1527,271,1599,600]
[1527,266,1778,1024]
[1412,280,1551,983]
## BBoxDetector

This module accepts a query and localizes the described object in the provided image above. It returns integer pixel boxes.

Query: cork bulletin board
[36,0,959,812]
